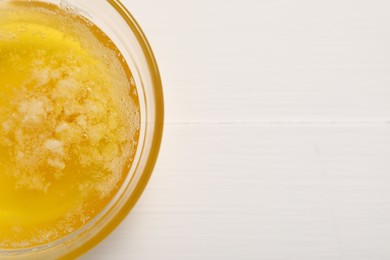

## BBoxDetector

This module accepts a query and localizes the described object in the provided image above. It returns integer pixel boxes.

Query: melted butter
[0,1,140,248]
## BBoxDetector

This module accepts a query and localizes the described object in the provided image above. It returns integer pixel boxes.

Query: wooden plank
[84,124,390,259]
[124,0,390,122]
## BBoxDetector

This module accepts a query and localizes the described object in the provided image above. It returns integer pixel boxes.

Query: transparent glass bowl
[0,0,164,259]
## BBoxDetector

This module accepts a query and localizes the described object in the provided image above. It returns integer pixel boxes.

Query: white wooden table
[84,0,390,259]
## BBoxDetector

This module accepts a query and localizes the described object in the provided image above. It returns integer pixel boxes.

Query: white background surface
[84,0,390,259]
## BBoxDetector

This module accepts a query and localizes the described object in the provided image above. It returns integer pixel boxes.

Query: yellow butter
[0,1,140,248]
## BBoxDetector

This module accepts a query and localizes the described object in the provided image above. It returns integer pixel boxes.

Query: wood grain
[127,0,390,123]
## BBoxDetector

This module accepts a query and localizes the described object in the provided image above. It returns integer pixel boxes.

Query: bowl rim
[62,0,164,258]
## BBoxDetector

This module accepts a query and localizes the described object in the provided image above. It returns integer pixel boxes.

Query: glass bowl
[0,0,164,259]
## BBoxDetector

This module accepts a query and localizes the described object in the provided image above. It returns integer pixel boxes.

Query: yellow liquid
[0,1,140,248]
